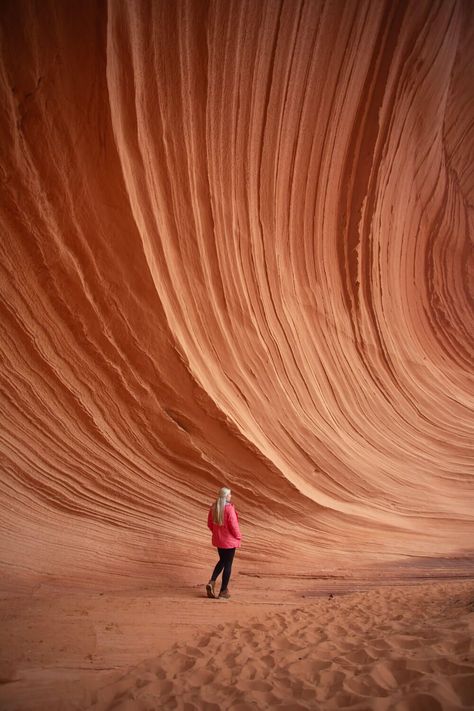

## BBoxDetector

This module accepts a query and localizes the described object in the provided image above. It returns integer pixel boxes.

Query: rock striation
[0,0,473,588]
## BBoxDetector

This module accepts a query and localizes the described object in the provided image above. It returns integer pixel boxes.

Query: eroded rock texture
[0,0,473,587]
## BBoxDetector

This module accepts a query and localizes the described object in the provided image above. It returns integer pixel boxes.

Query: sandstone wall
[0,0,472,588]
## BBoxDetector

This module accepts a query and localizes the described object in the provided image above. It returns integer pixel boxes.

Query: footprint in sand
[340,647,377,665]
[365,636,392,652]
[370,659,423,689]
[344,671,391,697]
[271,638,302,652]
[185,668,215,687]
[238,663,260,682]
[148,665,166,680]
[182,645,204,657]
[286,657,330,683]
[389,634,425,650]
[160,651,196,675]
[235,649,253,666]
[261,654,275,668]
[315,668,346,699]
[326,623,349,636]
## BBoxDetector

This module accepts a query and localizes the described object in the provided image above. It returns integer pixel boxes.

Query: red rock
[0,0,472,590]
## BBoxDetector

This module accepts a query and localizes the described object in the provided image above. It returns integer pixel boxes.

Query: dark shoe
[206,580,216,598]
[219,588,231,599]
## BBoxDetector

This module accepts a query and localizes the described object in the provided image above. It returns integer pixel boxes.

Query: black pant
[211,547,236,590]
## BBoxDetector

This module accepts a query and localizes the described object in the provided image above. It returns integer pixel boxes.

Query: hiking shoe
[219,588,231,599]
[206,580,216,598]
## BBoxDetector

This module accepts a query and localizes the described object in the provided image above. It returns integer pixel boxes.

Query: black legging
[211,547,236,590]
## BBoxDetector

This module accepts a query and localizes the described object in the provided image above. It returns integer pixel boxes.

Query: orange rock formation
[0,0,473,589]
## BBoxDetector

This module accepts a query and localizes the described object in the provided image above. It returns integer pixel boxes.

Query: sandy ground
[0,565,473,710]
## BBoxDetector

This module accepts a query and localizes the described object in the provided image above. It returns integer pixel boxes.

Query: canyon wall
[0,0,473,588]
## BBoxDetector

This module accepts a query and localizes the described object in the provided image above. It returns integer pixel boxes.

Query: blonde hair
[212,487,231,525]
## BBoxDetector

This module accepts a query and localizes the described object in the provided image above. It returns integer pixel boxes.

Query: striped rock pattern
[0,0,473,587]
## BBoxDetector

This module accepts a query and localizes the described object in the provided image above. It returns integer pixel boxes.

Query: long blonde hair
[212,487,231,525]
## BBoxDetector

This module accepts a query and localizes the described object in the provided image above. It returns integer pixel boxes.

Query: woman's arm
[227,506,242,540]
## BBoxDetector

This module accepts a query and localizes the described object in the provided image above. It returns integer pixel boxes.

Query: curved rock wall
[0,0,473,586]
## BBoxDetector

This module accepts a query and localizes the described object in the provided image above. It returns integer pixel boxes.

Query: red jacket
[208,503,242,549]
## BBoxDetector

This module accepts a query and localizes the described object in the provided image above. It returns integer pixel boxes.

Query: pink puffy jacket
[207,503,242,549]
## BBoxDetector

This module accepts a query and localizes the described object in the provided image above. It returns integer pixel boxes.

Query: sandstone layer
[0,0,473,589]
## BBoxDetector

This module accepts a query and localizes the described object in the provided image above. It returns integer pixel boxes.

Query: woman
[206,487,242,599]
